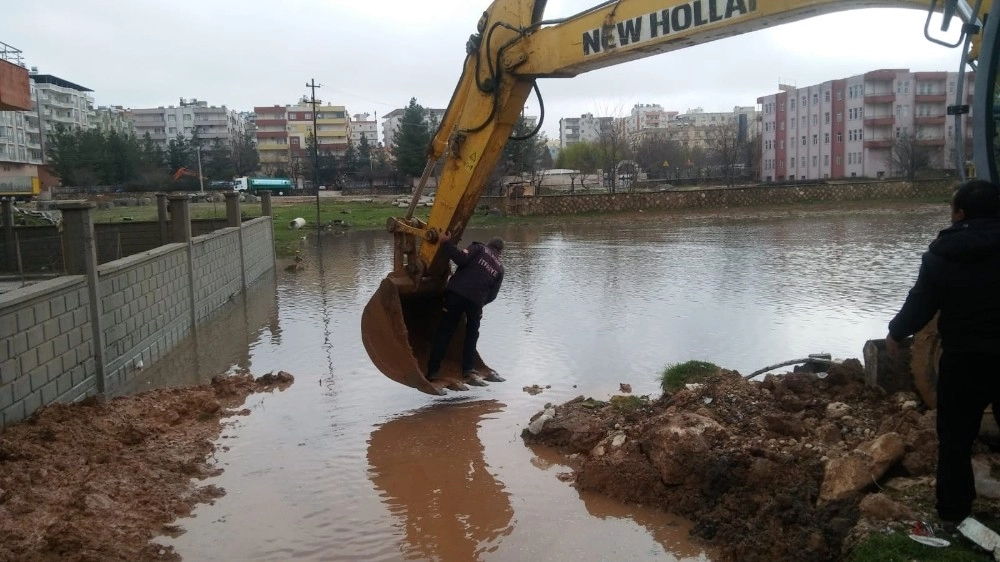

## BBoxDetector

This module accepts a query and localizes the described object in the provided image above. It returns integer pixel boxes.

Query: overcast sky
[5,1,967,140]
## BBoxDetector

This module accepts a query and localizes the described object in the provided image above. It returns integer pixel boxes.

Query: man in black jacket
[886,179,1000,525]
[426,231,506,387]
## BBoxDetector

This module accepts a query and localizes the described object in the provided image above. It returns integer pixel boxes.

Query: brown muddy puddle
[140,204,946,560]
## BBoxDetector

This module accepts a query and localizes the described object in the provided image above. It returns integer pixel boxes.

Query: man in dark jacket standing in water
[886,179,1000,526]
[426,231,506,387]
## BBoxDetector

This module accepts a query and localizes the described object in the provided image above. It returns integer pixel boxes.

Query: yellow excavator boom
[363,0,991,395]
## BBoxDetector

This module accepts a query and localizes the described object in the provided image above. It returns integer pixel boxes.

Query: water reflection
[124,270,280,392]
[367,400,514,561]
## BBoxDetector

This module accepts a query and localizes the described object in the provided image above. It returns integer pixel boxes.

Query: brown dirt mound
[522,361,953,561]
[0,371,294,562]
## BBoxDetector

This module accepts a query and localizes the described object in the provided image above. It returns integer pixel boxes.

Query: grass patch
[609,395,647,413]
[660,360,719,393]
[849,530,991,561]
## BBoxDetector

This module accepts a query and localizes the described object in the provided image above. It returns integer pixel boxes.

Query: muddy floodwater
[137,202,948,561]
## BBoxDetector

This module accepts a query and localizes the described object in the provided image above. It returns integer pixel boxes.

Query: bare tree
[595,116,630,193]
[706,117,747,187]
[891,128,932,179]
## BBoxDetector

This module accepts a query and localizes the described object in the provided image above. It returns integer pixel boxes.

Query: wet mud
[521,360,1000,561]
[0,371,293,562]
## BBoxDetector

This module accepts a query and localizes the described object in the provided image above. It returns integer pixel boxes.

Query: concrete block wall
[0,225,62,272]
[95,223,162,262]
[242,217,274,287]
[0,208,275,428]
[98,244,193,391]
[479,179,956,216]
[192,227,244,323]
[0,277,99,427]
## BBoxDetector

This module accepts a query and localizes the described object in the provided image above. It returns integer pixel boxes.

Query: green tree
[391,97,432,181]
[557,141,600,190]
[166,134,191,174]
[233,131,259,177]
[342,138,359,175]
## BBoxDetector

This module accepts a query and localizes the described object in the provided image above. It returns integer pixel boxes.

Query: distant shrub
[660,360,719,393]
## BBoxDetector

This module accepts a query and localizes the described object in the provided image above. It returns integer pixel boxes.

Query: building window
[790,98,796,110]
[824,133,830,144]
[801,96,807,106]
[790,158,795,168]
[802,136,807,146]
[836,155,842,165]
[837,112,843,123]
[825,91,830,102]
[812,115,818,126]
[837,132,843,143]
[812,155,818,166]
[825,112,830,124]
[824,154,830,166]
[812,134,818,145]
[837,90,843,101]
[812,93,819,105]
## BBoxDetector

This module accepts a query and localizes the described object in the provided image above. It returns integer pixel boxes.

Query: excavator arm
[363,0,991,395]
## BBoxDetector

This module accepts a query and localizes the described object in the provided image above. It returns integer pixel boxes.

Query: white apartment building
[559,113,616,149]
[625,104,678,137]
[757,69,973,181]
[381,107,446,150]
[351,113,378,146]
[1,70,95,167]
[129,98,248,149]
[92,105,134,136]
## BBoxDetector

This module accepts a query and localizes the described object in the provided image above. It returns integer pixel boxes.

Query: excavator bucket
[361,277,494,396]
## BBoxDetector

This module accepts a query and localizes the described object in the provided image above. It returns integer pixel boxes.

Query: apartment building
[559,113,616,150]
[625,104,678,137]
[129,98,248,150]
[381,107,445,149]
[92,105,134,136]
[253,99,352,174]
[253,105,288,174]
[1,68,94,174]
[351,113,378,147]
[757,69,974,181]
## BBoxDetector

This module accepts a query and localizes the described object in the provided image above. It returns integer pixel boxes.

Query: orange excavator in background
[362,0,999,398]
[172,167,205,182]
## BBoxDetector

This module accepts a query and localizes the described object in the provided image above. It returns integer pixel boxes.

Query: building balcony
[863,116,895,126]
[864,93,896,104]
[194,118,227,126]
[866,69,898,81]
[915,94,947,103]
[257,144,289,151]
[916,137,946,146]
[255,119,286,127]
[864,139,894,149]
[915,115,946,125]
[256,131,288,139]
[44,97,76,109]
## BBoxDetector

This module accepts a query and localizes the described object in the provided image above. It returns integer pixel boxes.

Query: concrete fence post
[167,195,192,245]
[2,198,15,269]
[226,192,248,291]
[224,192,241,228]
[56,200,106,393]
[168,195,197,332]
[156,193,168,245]
[260,191,272,217]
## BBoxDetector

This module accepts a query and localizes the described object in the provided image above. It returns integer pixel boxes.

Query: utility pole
[306,78,321,234]
[196,145,204,194]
